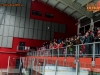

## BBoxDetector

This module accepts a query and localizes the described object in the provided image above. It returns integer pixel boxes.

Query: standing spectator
[57,38,61,44]
[59,41,64,56]
[49,41,53,56]
[83,32,91,55]
[95,29,100,54]
[93,26,98,37]
[70,37,76,54]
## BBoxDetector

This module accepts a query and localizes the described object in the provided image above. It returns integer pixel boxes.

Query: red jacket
[59,44,63,48]
[54,45,58,49]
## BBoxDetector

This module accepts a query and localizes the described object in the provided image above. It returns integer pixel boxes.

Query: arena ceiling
[40,0,99,20]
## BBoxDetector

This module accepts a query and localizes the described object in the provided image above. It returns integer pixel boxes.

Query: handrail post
[7,56,10,75]
[58,45,59,57]
[65,46,67,57]
[43,59,46,75]
[92,42,95,67]
[76,45,80,75]
[55,59,58,75]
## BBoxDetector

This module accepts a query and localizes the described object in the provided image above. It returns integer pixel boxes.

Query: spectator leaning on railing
[39,26,100,57]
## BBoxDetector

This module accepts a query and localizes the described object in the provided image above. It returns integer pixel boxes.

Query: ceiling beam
[61,6,68,12]
[59,0,93,18]
[68,10,76,15]
[53,1,60,8]
[45,0,49,3]
[82,0,92,6]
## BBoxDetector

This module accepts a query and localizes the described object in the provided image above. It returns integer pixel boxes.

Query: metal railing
[27,42,100,58]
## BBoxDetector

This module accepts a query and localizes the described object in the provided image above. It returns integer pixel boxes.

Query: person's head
[98,30,100,37]
[71,37,74,41]
[85,32,89,37]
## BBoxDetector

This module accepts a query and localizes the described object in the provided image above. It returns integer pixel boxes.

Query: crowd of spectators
[38,26,100,56]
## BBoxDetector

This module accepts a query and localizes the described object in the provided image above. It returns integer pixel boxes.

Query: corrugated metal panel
[47,0,58,6]
[64,7,75,14]
[56,3,66,10]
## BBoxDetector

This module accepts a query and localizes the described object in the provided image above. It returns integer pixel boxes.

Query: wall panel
[38,20,43,30]
[21,7,26,17]
[8,26,14,37]
[12,0,17,3]
[24,28,29,38]
[46,31,50,40]
[27,0,31,8]
[6,7,11,15]
[18,0,22,3]
[11,7,16,16]
[62,24,66,33]
[46,22,51,31]
[0,25,3,36]
[51,22,55,31]
[28,28,33,39]
[0,14,4,25]
[3,26,9,37]
[1,0,7,3]
[18,28,24,38]
[37,30,42,40]
[58,24,62,33]
[7,37,13,48]
[51,32,54,40]
[2,37,7,47]
[15,16,20,27]
[29,19,34,28]
[25,18,30,28]
[33,29,37,39]
[26,8,30,18]
[10,16,15,26]
[22,0,27,7]
[14,27,19,37]
[42,31,46,40]
[34,20,38,29]
[19,17,25,27]
[7,0,12,3]
[43,21,47,30]
[16,7,21,17]
[54,23,58,32]
[0,6,5,14]
[5,15,10,25]
[0,36,2,47]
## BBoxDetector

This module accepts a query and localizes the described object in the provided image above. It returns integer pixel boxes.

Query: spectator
[83,32,91,55]
[95,29,100,54]
[93,26,98,37]
[57,38,61,44]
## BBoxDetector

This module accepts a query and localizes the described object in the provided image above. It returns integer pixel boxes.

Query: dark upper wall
[30,0,78,38]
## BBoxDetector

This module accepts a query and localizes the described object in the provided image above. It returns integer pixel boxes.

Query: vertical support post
[90,18,94,31]
[77,22,80,35]
[92,42,95,66]
[19,57,21,70]
[65,46,67,57]
[30,58,34,75]
[52,49,53,57]
[7,56,10,75]
[58,45,59,57]
[55,59,58,75]
[43,59,46,75]
[76,45,80,75]
[36,58,39,75]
